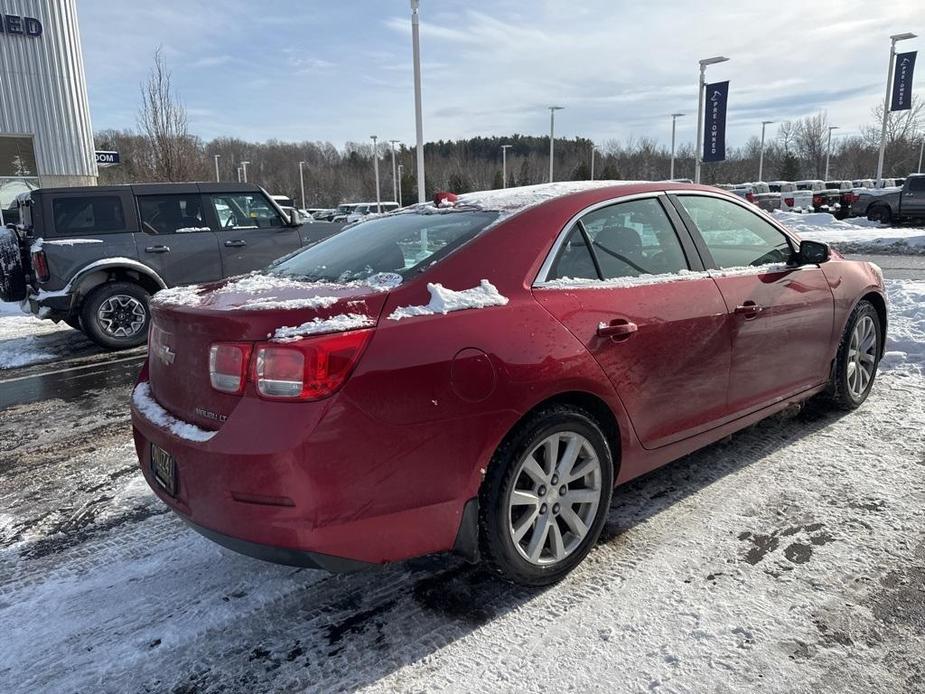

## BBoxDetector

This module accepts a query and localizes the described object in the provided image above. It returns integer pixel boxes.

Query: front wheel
[80,282,151,350]
[819,300,882,410]
[479,405,614,586]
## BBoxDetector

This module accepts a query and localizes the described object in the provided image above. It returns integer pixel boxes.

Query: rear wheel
[866,205,892,225]
[80,282,150,350]
[819,300,881,410]
[479,405,613,586]
[0,227,27,303]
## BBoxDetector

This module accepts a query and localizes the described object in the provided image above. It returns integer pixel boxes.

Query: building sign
[95,151,121,167]
[891,51,917,112]
[0,14,43,37]
[702,81,729,163]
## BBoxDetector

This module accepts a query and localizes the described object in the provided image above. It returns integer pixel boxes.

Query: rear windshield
[270,210,500,283]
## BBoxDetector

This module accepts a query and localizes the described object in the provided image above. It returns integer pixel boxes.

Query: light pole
[397,164,404,206]
[389,140,400,202]
[694,56,730,184]
[590,145,597,181]
[919,137,924,173]
[410,0,426,202]
[236,166,242,182]
[240,160,250,183]
[298,161,307,210]
[370,135,381,212]
[758,120,774,182]
[824,126,839,180]
[214,154,220,182]
[501,144,512,188]
[670,113,685,180]
[877,32,917,183]
[548,106,564,182]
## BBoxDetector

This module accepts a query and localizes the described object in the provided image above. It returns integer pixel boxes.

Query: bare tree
[137,47,203,181]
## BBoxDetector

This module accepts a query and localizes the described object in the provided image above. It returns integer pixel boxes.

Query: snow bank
[388,279,509,320]
[773,211,925,255]
[881,279,925,375]
[271,313,375,342]
[0,307,97,370]
[132,382,216,442]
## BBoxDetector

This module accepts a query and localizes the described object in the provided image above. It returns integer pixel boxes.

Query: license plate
[150,444,177,496]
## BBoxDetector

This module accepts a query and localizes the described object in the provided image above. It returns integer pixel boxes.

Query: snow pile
[388,279,509,320]
[149,284,208,308]
[0,303,98,369]
[773,211,925,255]
[132,382,216,442]
[271,313,375,342]
[881,279,925,374]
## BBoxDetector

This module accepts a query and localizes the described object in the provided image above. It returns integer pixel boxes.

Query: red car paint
[131,183,886,568]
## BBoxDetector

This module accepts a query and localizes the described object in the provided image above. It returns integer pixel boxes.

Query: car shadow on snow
[156,401,854,693]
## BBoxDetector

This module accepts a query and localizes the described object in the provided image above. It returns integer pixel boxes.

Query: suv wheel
[0,227,27,303]
[80,282,151,349]
[479,405,614,586]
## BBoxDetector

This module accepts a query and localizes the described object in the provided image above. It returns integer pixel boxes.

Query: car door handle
[224,239,247,248]
[734,302,763,319]
[145,245,170,253]
[597,319,638,340]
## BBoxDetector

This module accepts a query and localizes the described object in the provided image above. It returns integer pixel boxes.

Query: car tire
[80,282,151,350]
[867,205,891,225]
[819,300,882,411]
[479,405,614,586]
[0,226,27,303]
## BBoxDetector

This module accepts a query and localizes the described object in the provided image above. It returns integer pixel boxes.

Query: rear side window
[908,177,925,192]
[676,195,793,268]
[138,195,209,234]
[209,193,282,230]
[52,196,125,235]
[549,228,598,281]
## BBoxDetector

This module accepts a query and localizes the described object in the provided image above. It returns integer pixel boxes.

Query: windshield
[270,210,500,283]
[337,204,353,213]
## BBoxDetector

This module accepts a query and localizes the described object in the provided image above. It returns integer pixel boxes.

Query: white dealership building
[0,0,97,209]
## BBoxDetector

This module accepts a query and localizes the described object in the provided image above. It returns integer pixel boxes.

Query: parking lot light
[298,161,307,210]
[758,120,774,182]
[824,126,839,181]
[548,106,564,182]
[214,154,220,182]
[877,33,917,183]
[670,113,685,180]
[501,144,512,188]
[389,140,400,203]
[370,135,381,213]
[694,56,730,184]
[240,161,250,183]
[411,0,426,203]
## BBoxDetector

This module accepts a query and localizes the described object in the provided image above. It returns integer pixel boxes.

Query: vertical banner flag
[703,81,729,162]
[891,51,917,111]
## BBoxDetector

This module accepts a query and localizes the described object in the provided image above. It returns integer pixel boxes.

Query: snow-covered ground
[773,211,925,255]
[0,301,98,369]
[0,278,923,693]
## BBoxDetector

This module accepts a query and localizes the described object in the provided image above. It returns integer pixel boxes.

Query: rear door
[205,191,302,277]
[671,193,834,415]
[135,191,222,286]
[532,194,732,449]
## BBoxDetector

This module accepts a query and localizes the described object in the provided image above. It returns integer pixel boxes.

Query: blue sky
[77,0,922,149]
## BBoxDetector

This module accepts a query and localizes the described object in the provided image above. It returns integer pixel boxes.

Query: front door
[205,192,302,277]
[671,193,834,415]
[533,195,732,450]
[135,193,221,286]
[901,175,925,217]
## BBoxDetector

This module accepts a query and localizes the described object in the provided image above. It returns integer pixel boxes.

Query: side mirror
[288,209,302,225]
[795,239,830,265]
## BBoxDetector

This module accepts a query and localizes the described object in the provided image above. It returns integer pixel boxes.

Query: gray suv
[0,182,343,349]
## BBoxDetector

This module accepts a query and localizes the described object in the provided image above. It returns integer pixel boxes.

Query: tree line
[96,50,924,207]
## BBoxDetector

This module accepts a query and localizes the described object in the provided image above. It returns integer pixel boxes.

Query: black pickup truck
[0,182,344,349]
[850,174,925,224]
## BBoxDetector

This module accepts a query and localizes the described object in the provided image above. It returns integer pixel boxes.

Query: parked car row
[850,174,925,224]
[311,201,401,223]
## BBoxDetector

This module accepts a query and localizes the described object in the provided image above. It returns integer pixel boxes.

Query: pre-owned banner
[891,51,916,111]
[703,81,729,162]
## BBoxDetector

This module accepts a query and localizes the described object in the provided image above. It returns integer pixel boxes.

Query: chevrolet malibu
[131,182,886,586]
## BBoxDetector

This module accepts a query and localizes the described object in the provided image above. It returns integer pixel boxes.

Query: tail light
[253,330,373,400]
[812,194,824,207]
[209,343,252,394]
[844,192,859,204]
[746,192,756,203]
[31,250,49,283]
[784,197,795,207]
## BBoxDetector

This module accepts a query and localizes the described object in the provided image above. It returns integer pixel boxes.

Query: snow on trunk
[388,280,509,320]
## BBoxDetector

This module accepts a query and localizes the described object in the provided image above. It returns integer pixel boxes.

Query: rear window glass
[52,196,125,235]
[908,177,925,192]
[270,210,499,283]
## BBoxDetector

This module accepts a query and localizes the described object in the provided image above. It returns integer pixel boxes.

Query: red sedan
[131,182,886,586]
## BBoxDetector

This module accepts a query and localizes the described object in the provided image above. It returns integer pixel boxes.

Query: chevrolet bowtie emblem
[157,344,176,365]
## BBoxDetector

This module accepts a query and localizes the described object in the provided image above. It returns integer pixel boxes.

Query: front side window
[209,193,282,230]
[676,195,793,268]
[907,177,925,192]
[138,195,209,234]
[52,196,125,235]
[271,210,499,283]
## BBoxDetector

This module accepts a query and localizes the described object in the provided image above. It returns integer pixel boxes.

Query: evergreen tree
[571,162,590,180]
[492,169,504,189]
[777,152,800,181]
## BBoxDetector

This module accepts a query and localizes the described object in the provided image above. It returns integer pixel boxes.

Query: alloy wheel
[847,315,877,399]
[97,294,147,338]
[507,431,603,566]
